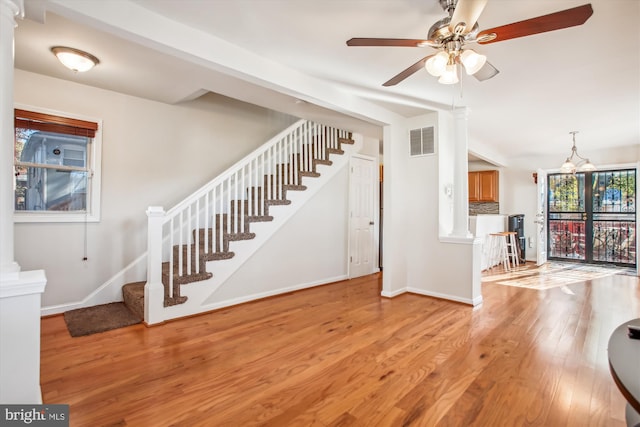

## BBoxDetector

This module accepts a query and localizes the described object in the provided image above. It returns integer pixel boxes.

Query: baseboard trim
[41,300,86,316]
[406,287,476,306]
[199,274,349,313]
[380,288,406,298]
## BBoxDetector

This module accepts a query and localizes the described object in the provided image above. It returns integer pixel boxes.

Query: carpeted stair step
[195,226,257,254]
[264,170,305,191]
[213,214,260,241]
[122,281,145,320]
[166,245,214,283]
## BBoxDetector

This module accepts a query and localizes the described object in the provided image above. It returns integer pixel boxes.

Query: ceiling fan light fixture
[460,49,486,75]
[425,51,449,76]
[438,63,459,84]
[51,46,99,72]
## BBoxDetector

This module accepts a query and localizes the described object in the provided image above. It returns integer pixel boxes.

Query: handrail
[165,119,307,218]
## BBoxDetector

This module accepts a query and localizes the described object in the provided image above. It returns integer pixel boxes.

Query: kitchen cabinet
[468,170,499,202]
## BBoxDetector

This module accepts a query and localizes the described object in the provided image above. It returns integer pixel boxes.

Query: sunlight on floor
[482,262,635,290]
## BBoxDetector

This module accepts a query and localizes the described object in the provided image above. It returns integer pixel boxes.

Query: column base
[0,269,47,404]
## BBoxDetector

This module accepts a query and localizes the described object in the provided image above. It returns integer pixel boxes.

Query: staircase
[121,120,355,325]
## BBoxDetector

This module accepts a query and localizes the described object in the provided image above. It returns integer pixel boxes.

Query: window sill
[14,212,100,223]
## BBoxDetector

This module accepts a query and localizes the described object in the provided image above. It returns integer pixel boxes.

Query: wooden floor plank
[39,267,639,426]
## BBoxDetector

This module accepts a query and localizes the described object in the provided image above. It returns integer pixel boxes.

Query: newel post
[145,206,165,325]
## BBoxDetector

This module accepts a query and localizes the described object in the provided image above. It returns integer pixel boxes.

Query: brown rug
[63,302,142,337]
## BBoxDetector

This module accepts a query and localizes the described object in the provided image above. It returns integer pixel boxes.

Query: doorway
[547,168,636,267]
[348,155,378,278]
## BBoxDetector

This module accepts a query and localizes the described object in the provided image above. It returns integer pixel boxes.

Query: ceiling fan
[346,0,593,86]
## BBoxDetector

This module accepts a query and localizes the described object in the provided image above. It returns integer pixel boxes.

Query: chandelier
[560,131,596,174]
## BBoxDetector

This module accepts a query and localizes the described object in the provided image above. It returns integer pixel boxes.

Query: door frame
[347,153,379,279]
[536,168,547,266]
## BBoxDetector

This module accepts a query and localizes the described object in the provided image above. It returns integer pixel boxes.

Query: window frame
[13,104,102,223]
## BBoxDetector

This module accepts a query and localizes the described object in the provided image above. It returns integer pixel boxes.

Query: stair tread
[266,199,291,206]
[247,215,274,222]
[122,281,145,294]
[283,185,307,191]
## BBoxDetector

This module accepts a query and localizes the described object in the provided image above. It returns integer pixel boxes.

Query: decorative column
[0,0,22,280]
[450,107,472,238]
[0,0,48,405]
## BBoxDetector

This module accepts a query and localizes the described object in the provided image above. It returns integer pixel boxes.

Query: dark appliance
[508,214,525,262]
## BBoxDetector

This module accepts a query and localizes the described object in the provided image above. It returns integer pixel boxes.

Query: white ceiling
[14,0,640,165]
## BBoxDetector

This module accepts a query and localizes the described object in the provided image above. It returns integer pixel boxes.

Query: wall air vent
[409,126,435,157]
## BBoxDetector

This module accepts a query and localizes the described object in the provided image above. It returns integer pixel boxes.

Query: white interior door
[349,156,376,278]
[536,168,547,266]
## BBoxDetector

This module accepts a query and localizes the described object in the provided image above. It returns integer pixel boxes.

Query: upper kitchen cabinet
[468,170,499,202]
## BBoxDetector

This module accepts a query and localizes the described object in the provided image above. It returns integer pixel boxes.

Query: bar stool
[488,233,510,271]
[503,231,520,269]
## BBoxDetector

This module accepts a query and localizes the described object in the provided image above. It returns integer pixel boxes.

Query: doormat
[483,262,627,290]
[63,302,142,337]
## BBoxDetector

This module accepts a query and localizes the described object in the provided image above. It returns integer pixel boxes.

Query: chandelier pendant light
[560,131,596,174]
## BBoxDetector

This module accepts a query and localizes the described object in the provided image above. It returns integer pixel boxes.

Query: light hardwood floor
[40,267,640,426]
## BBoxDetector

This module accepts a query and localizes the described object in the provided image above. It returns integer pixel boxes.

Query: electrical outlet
[528,237,533,248]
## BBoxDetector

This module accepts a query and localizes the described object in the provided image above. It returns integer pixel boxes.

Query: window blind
[15,109,98,138]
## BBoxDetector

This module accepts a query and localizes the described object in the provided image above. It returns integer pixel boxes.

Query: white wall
[381,122,410,297]
[14,70,298,307]
[381,110,479,304]
[499,168,537,260]
[206,165,350,304]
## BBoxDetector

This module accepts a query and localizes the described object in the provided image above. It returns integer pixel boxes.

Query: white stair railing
[144,119,349,324]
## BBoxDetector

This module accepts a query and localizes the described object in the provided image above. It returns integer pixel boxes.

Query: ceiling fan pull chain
[458,65,464,99]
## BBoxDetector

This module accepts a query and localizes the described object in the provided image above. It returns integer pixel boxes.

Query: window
[14,107,102,222]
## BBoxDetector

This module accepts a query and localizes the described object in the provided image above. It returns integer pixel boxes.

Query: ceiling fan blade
[382,55,434,87]
[473,61,499,81]
[346,38,437,48]
[449,0,489,34]
[477,3,593,44]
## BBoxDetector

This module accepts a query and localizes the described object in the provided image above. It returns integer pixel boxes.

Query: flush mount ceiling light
[51,46,99,72]
[560,131,596,174]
